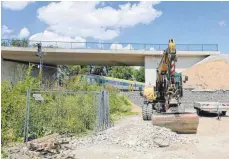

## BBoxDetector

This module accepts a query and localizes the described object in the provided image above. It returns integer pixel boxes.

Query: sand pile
[182,60,229,90]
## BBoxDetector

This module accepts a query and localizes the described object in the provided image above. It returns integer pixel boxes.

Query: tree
[133,66,145,82]
[1,41,8,46]
[11,39,28,47]
[109,66,134,80]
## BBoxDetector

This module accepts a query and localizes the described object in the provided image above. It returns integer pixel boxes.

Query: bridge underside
[2,52,145,66]
[1,47,218,66]
[1,47,220,86]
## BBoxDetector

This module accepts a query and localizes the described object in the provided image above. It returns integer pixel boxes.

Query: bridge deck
[1,40,220,66]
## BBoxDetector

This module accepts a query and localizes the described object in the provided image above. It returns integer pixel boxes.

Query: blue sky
[1,1,229,53]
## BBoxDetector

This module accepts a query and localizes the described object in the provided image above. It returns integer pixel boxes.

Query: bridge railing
[1,39,218,51]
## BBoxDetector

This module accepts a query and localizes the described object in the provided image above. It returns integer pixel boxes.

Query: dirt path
[153,114,229,159]
[68,111,229,159]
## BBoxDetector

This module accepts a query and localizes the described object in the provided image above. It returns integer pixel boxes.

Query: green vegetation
[1,66,132,146]
[1,66,41,145]
[1,151,8,158]
[11,39,29,47]
[65,65,145,82]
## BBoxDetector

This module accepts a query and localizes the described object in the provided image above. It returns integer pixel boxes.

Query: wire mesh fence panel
[24,90,111,142]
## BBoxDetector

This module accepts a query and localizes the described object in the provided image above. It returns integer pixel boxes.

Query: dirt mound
[183,60,229,90]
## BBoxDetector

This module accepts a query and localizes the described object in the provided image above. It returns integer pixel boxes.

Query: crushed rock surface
[3,115,195,159]
[70,115,194,151]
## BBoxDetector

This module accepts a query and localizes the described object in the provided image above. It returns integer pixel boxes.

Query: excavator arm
[142,39,199,134]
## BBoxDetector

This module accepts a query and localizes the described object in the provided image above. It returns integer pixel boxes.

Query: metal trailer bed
[194,102,229,116]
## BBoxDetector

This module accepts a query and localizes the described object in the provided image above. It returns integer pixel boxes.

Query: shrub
[1,67,132,145]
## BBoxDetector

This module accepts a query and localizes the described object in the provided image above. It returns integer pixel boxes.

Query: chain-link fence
[23,89,111,142]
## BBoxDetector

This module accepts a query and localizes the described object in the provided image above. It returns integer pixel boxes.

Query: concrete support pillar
[144,56,157,86]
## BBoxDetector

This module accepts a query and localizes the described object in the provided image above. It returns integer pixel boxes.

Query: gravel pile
[70,118,193,151]
[183,60,229,89]
[5,117,193,158]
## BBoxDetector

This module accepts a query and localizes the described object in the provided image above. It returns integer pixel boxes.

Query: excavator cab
[168,39,176,54]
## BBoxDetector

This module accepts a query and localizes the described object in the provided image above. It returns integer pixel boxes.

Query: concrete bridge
[1,39,220,85]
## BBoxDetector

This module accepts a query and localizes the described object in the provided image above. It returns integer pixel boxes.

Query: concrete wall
[144,55,209,86]
[144,56,157,86]
[1,58,57,86]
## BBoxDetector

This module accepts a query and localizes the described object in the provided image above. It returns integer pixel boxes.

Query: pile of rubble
[72,118,193,151]
[3,116,194,158]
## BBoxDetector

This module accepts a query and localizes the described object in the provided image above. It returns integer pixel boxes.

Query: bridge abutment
[144,56,159,86]
[1,58,57,86]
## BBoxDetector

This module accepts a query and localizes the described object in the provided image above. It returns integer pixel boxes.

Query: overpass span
[1,39,220,85]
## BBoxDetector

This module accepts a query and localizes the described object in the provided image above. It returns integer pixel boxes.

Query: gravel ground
[72,116,193,150]
[120,91,145,108]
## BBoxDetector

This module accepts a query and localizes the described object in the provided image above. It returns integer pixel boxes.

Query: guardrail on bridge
[1,39,218,51]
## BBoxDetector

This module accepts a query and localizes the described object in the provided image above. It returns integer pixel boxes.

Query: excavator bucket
[152,112,199,134]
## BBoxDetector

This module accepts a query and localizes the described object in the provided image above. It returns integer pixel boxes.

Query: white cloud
[149,47,156,51]
[109,43,157,51]
[29,30,86,48]
[2,25,13,38]
[18,27,30,39]
[37,1,162,40]
[2,1,34,11]
[110,43,133,50]
[218,20,226,27]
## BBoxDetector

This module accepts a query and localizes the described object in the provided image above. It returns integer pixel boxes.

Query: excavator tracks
[142,104,153,120]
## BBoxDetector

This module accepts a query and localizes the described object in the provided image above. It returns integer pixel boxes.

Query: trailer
[194,102,229,116]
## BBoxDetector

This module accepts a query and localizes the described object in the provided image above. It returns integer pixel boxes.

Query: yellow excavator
[141,39,199,133]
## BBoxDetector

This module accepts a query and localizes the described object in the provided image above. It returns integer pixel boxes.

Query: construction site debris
[72,116,194,151]
[27,133,60,152]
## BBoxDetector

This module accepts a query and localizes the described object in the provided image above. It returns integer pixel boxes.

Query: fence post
[104,91,108,129]
[96,91,103,131]
[102,90,105,130]
[106,91,110,128]
[23,89,31,143]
